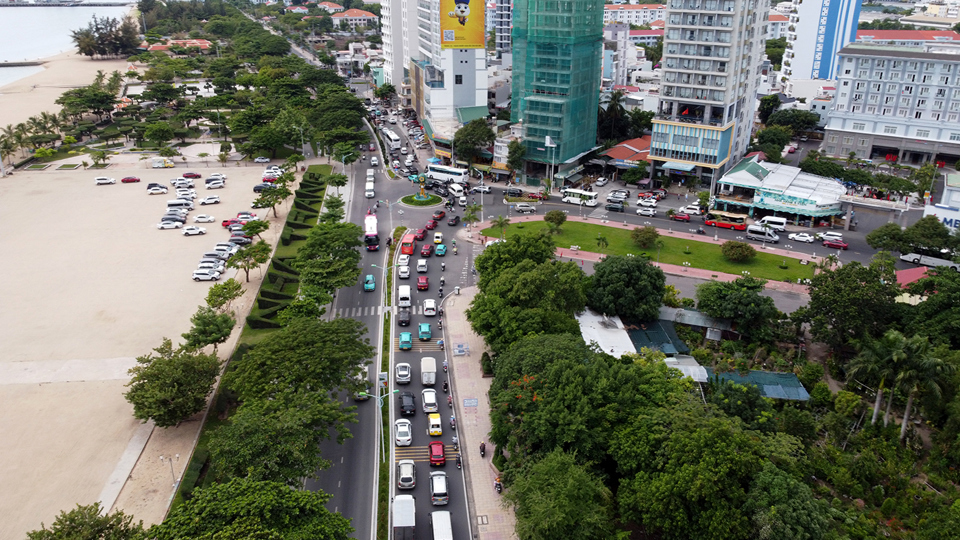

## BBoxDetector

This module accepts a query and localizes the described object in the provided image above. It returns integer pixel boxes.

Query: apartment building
[649,0,768,191]
[603,3,667,25]
[494,0,513,57]
[782,0,860,96]
[629,29,665,46]
[332,8,378,30]
[822,43,960,166]
[767,13,787,40]
[856,30,960,47]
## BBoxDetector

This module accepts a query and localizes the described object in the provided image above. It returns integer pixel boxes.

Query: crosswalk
[331,305,442,318]
[395,337,444,352]
[394,444,460,462]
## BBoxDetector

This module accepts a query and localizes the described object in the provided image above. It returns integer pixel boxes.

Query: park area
[480,221,817,282]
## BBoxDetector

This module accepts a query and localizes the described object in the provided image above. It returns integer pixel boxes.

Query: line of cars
[788,231,848,249]
[192,211,260,281]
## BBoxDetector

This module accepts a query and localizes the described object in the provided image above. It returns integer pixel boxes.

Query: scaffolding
[511,0,604,165]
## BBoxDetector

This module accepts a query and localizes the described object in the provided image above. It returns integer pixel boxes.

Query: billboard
[440,0,485,49]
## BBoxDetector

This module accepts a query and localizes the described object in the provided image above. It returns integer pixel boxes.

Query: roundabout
[400,174,442,206]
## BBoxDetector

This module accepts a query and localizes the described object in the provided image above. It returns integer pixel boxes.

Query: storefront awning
[565,173,583,183]
[639,179,651,185]
[662,161,696,172]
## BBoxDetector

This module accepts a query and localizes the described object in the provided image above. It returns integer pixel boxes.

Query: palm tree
[492,215,510,239]
[894,335,955,442]
[847,330,908,426]
[463,204,481,228]
[596,234,609,254]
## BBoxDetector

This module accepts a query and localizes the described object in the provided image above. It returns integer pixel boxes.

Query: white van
[746,224,780,243]
[366,168,375,182]
[447,183,464,198]
[166,199,194,210]
[397,285,412,307]
[365,181,375,198]
[430,511,453,540]
[757,216,787,232]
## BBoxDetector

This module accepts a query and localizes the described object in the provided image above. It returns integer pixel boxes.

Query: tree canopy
[587,254,665,322]
[452,118,495,164]
[696,277,780,341]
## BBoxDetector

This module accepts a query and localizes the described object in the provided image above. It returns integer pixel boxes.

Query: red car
[262,177,278,183]
[182,172,202,179]
[527,192,545,200]
[823,239,849,250]
[121,176,140,183]
[420,244,434,257]
[432,210,446,220]
[425,220,438,230]
[428,441,446,466]
[417,276,429,290]
[671,212,691,222]
[414,228,426,241]
[222,218,247,228]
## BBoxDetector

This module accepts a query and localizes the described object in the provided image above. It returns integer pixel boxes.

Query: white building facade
[603,4,667,25]
[782,0,860,96]
[822,43,960,166]
[650,0,768,191]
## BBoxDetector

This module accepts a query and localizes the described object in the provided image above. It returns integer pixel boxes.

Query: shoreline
[0,49,129,127]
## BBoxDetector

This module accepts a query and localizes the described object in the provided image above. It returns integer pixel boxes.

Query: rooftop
[333,8,376,17]
[722,155,847,207]
[576,310,638,358]
[838,42,960,61]
[604,3,665,8]
[600,136,651,163]
[704,369,811,401]
[629,29,665,36]
[856,29,960,41]
[768,13,789,22]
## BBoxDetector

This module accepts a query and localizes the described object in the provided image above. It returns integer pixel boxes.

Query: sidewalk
[443,287,518,540]
[464,215,813,294]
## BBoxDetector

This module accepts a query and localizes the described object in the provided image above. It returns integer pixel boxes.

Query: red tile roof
[856,30,960,41]
[613,85,641,92]
[333,8,376,17]
[649,20,665,28]
[897,266,929,287]
[604,3,665,9]
[629,29,664,36]
[142,39,213,51]
[768,14,788,22]
[601,136,651,162]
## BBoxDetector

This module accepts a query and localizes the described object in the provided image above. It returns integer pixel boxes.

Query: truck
[393,494,416,540]
[152,157,175,168]
[899,252,960,271]
[421,356,437,386]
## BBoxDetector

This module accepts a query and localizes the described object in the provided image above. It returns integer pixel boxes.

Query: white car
[788,232,816,243]
[638,198,658,207]
[147,187,168,195]
[423,299,437,316]
[214,243,240,256]
[398,265,411,279]
[815,231,844,242]
[206,181,225,190]
[183,226,207,236]
[395,419,413,447]
[637,207,656,217]
[371,156,379,166]
[208,173,227,180]
[192,269,221,281]
[199,196,220,205]
[95,177,115,185]
[194,214,215,223]
[433,232,443,244]
[473,185,491,194]
[172,180,195,188]
[679,205,702,215]
[197,261,225,273]
[398,254,410,267]
[157,221,182,229]
[515,203,536,214]
[254,156,271,163]
[595,177,609,187]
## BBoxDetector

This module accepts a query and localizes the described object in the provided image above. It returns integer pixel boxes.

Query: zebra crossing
[332,305,440,318]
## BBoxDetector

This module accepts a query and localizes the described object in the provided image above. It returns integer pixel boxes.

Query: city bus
[382,128,401,150]
[425,164,469,184]
[560,188,599,207]
[399,232,417,255]
[705,211,749,231]
[364,213,379,251]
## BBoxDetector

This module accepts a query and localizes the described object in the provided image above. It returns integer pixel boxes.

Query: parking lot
[0,164,276,538]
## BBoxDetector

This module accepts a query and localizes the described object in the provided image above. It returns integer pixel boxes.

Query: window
[825,146,836,154]
[915,111,923,119]
[827,134,838,143]
[950,114,959,122]
[867,106,876,114]
[948,133,960,141]
[842,81,850,86]
[882,108,891,115]
[934,100,944,109]
[898,109,908,117]
[891,72,900,80]
[916,129,930,137]
[872,83,881,91]
[852,122,865,131]
[859,138,869,147]
[886,84,897,92]
[852,105,862,113]
[455,74,462,84]
[853,93,863,101]
[900,97,910,106]
[859,70,868,78]
[842,136,853,144]
[883,125,897,134]
[903,85,913,94]
[917,99,926,107]
[855,82,865,90]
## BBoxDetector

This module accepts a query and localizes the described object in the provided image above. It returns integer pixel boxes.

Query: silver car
[192,269,221,281]
[396,362,412,384]
[397,459,416,489]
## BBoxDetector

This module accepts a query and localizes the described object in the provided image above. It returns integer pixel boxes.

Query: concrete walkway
[443,287,518,540]
[466,214,813,295]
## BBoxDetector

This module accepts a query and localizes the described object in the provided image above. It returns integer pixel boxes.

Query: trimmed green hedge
[257,297,282,310]
[246,315,282,329]
[272,259,298,274]
[267,270,299,284]
[259,289,295,301]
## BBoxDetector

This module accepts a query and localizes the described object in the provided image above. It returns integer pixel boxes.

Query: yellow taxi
[427,413,443,436]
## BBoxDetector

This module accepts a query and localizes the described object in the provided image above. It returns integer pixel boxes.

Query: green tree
[865,222,906,253]
[847,330,908,425]
[144,121,174,147]
[757,125,793,149]
[696,277,779,341]
[743,463,830,540]
[490,214,511,240]
[452,118,495,165]
[597,89,629,142]
[758,94,782,124]
[631,225,659,248]
[907,268,960,349]
[241,219,270,240]
[707,378,776,432]
[181,306,235,353]
[319,194,347,224]
[205,278,244,312]
[902,215,957,256]
[295,222,364,306]
[894,335,955,441]
[621,162,650,185]
[27,502,144,540]
[226,317,373,402]
[250,124,287,158]
[474,231,554,289]
[543,210,567,230]
[227,240,272,283]
[628,109,655,138]
[720,240,757,262]
[506,139,526,178]
[641,40,663,64]
[208,393,351,485]
[588,254,665,322]
[331,141,358,174]
[326,172,349,195]
[253,179,294,218]
[124,338,220,428]
[373,83,396,101]
[504,450,617,540]
[764,37,786,67]
[148,477,353,540]
[766,109,821,133]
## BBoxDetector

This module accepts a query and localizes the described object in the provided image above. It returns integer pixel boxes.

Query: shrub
[544,210,567,228]
[481,351,493,375]
[798,362,825,390]
[691,347,713,364]
[720,240,757,262]
[631,225,660,248]
[680,297,696,309]
[809,381,833,408]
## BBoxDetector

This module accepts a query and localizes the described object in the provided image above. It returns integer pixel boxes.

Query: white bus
[425,164,469,184]
[561,188,599,207]
[381,128,401,150]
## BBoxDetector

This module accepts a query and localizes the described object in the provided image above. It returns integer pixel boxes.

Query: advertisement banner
[440,0,484,49]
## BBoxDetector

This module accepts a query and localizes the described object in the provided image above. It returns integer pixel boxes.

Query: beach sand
[0,49,129,128]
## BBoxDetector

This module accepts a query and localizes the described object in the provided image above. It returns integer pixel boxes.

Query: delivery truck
[152,157,175,168]
[393,494,416,540]
[421,356,437,386]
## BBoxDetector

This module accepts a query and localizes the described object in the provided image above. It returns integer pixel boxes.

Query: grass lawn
[306,164,332,176]
[26,163,49,170]
[480,221,815,282]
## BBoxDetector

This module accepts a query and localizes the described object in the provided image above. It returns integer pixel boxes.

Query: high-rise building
[494,0,512,57]
[380,0,417,106]
[782,0,860,95]
[650,0,768,191]
[511,0,604,170]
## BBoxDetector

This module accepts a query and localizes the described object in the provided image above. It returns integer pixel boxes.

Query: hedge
[259,289,294,301]
[267,270,299,284]
[272,259,298,275]
[257,297,282,310]
[287,220,312,230]
[294,199,319,213]
[246,315,282,329]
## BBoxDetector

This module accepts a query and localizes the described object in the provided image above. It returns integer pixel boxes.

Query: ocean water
[0,4,130,87]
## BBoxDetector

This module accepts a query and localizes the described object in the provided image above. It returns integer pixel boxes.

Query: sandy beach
[0,49,129,128]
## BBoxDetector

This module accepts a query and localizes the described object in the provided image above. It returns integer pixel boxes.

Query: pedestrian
[677,193,681,200]
[685,193,688,202]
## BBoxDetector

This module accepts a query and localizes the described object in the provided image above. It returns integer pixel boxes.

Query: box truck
[152,157,175,168]
[393,494,416,540]
[421,356,437,386]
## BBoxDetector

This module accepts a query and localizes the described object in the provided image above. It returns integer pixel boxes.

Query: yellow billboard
[440,0,485,49]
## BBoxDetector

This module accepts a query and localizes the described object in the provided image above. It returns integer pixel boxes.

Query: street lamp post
[159,454,179,487]
[294,126,307,158]
[359,389,398,461]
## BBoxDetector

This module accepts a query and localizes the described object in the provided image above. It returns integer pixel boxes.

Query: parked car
[157,221,183,229]
[515,203,536,214]
[182,226,207,236]
[504,187,523,197]
[638,198,658,207]
[192,269,221,281]
[199,196,220,205]
[254,156,271,163]
[604,202,625,213]
[147,186,169,195]
[121,176,140,183]
[94,177,115,185]
[206,181,225,190]
[208,173,228,180]
[227,236,252,245]
[788,232,816,243]
[182,172,201,179]
[222,218,247,228]
[253,183,275,193]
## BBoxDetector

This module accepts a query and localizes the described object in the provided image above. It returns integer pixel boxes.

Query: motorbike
[456,454,462,469]
[452,436,459,451]
[442,380,449,393]
[447,394,453,407]
[443,360,448,373]
[480,442,486,457]
[438,340,445,350]
[438,319,443,330]
[449,416,456,430]
[440,276,445,285]
[697,227,706,235]
[453,246,458,255]
[495,480,502,494]
[441,262,446,271]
